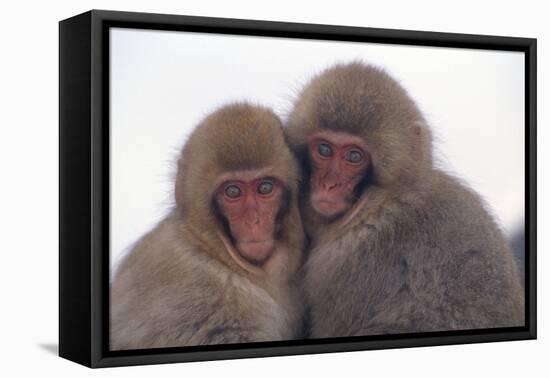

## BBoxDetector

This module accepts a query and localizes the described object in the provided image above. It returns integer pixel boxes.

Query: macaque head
[176,103,303,274]
[285,62,433,223]
[214,174,285,264]
[308,129,369,218]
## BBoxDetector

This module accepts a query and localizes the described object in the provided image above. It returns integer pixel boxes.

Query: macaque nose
[321,166,341,192]
[324,181,339,191]
[247,217,259,227]
[244,212,260,227]
[320,178,341,192]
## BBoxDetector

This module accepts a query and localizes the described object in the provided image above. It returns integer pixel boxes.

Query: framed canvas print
[59,10,537,368]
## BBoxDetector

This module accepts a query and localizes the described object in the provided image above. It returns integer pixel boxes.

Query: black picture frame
[59,9,537,368]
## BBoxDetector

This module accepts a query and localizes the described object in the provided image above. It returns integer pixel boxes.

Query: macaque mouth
[240,239,273,244]
[316,199,337,205]
[311,190,352,205]
[237,239,276,265]
[311,190,353,219]
[313,199,345,209]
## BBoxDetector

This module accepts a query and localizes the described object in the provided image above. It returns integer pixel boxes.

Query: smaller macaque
[110,103,304,350]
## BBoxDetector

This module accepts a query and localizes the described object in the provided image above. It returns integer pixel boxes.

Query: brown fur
[285,62,524,337]
[111,103,305,349]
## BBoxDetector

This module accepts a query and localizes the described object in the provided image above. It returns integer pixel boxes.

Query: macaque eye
[346,150,363,164]
[224,185,242,199]
[257,181,274,195]
[318,143,333,157]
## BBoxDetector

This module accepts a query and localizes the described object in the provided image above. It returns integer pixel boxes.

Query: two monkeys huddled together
[110,62,524,350]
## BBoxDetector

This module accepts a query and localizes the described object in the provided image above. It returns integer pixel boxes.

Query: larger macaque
[285,62,524,337]
[111,104,304,349]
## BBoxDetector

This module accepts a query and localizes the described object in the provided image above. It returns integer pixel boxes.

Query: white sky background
[110,28,525,270]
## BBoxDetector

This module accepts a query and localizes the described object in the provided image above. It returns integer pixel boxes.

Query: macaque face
[216,176,284,265]
[308,130,370,219]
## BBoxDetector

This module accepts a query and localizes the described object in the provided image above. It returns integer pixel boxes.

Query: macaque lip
[315,199,337,206]
[237,239,275,265]
[311,197,350,218]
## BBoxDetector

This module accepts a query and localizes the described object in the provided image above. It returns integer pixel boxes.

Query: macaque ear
[413,124,422,137]
[174,158,187,210]
[412,124,423,158]
[411,122,432,163]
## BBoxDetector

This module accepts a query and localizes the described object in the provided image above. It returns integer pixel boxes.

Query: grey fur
[111,104,304,350]
[285,63,524,338]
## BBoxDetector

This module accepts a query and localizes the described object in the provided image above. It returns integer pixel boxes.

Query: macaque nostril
[246,217,260,226]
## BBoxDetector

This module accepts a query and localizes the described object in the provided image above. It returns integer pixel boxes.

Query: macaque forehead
[308,129,367,149]
[212,168,284,192]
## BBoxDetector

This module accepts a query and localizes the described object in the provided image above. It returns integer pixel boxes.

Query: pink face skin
[216,177,284,265]
[308,130,370,219]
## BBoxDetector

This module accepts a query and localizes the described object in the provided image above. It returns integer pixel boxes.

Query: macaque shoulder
[112,213,201,290]
[421,170,507,246]
[381,169,518,283]
[111,213,295,346]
